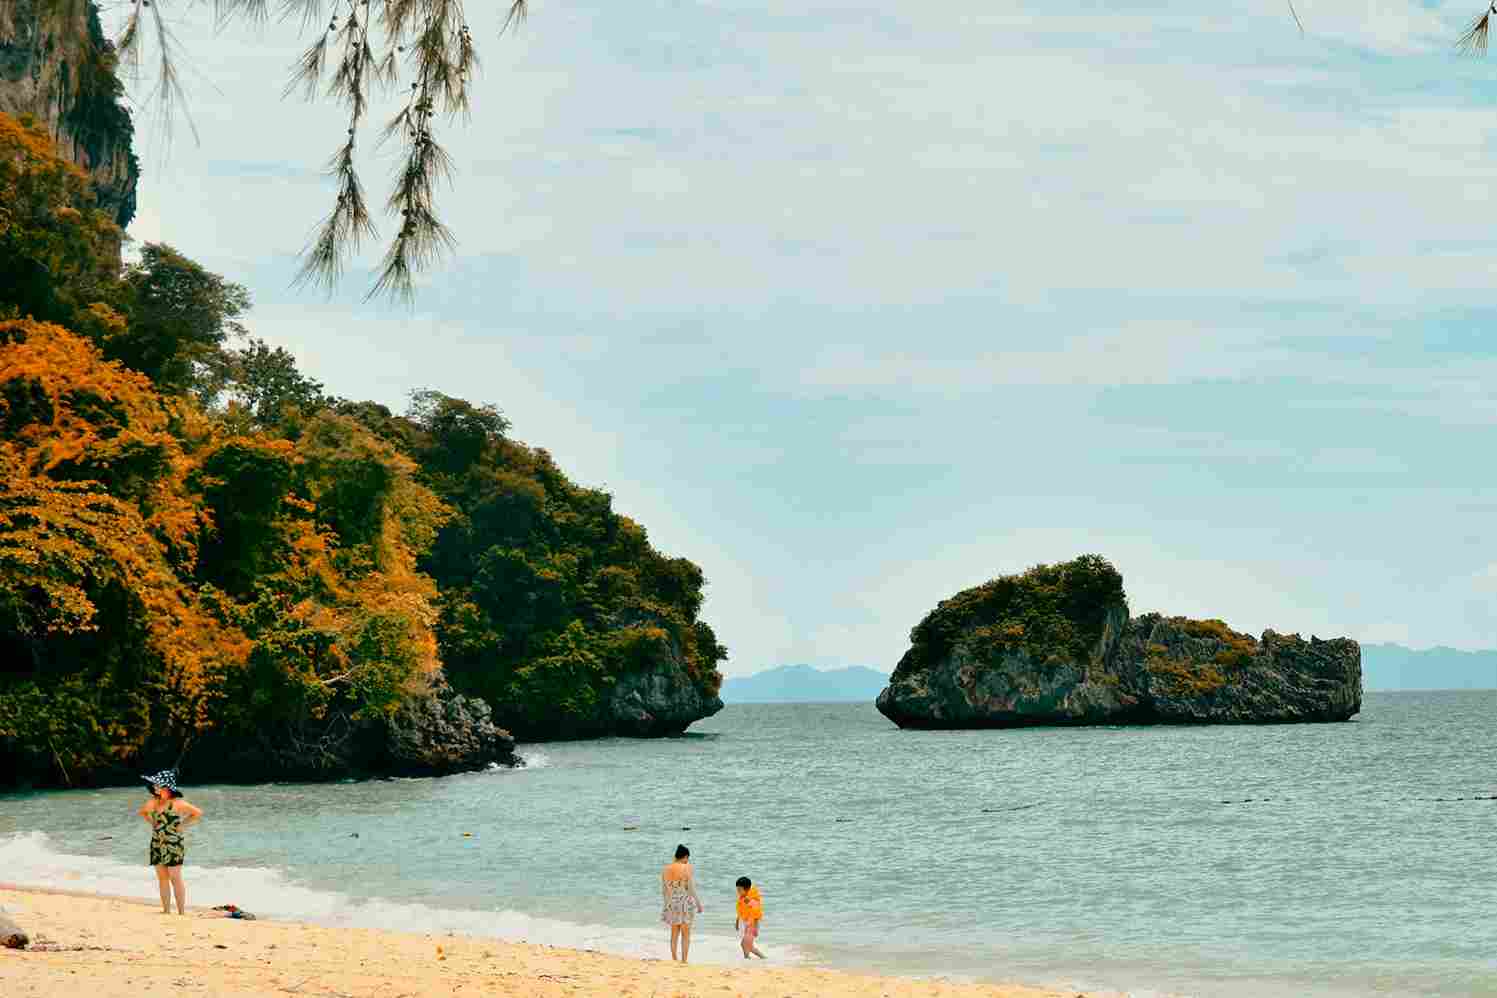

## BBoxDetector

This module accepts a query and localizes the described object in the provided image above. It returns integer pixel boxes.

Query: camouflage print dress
[149,802,186,867]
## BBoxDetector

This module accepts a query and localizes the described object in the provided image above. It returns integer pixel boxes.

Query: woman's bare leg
[680,924,692,963]
[670,924,683,960]
[167,867,187,914]
[154,866,171,913]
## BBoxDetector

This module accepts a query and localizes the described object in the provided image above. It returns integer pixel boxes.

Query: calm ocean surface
[3,691,1495,997]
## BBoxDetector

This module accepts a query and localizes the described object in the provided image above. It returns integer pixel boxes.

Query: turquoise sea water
[3,691,1495,997]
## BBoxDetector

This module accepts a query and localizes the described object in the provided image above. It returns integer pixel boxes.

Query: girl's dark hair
[736,876,752,889]
[674,844,690,860]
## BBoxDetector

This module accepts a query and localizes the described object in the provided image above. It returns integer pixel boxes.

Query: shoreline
[0,886,1088,998]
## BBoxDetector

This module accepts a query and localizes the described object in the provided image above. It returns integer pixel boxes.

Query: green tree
[408,390,510,479]
[106,243,250,393]
[198,338,328,429]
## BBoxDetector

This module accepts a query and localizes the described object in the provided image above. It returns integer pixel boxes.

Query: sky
[110,0,1497,674]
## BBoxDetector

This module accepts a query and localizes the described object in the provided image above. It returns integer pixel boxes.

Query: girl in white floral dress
[661,844,704,962]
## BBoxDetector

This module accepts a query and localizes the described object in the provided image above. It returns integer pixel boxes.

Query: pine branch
[1457,5,1495,57]
[212,0,271,27]
[109,0,519,300]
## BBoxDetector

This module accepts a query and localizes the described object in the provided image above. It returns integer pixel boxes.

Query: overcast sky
[115,0,1497,673]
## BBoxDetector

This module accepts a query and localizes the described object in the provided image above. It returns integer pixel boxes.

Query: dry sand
[0,886,1086,998]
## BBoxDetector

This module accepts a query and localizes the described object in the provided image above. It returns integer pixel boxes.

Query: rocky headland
[876,555,1361,729]
[183,677,521,783]
[0,2,725,787]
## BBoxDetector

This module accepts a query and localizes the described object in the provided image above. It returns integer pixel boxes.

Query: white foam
[0,831,796,967]
[516,748,551,770]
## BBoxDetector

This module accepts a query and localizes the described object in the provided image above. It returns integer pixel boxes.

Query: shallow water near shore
[3,690,1496,997]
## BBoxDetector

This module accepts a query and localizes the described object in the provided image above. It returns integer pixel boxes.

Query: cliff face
[487,611,725,741]
[0,0,138,227]
[606,633,725,737]
[168,679,519,787]
[876,557,1362,729]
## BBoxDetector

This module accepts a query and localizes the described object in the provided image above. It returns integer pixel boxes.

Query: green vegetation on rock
[895,554,1127,679]
[336,392,726,739]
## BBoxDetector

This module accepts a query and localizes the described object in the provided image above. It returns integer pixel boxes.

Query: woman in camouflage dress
[137,769,203,914]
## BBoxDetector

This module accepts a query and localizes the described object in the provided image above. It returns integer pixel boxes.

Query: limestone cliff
[604,629,725,738]
[601,607,724,737]
[146,678,521,787]
[876,556,1361,729]
[0,0,138,228]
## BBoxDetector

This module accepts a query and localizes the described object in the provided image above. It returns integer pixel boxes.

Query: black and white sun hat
[141,768,183,798]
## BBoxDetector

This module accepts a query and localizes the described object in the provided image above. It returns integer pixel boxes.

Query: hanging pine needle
[108,0,526,301]
[1457,4,1496,57]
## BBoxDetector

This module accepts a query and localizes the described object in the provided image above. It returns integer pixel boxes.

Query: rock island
[876,555,1361,729]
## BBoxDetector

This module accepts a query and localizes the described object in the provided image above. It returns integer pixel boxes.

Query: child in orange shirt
[734,876,765,959]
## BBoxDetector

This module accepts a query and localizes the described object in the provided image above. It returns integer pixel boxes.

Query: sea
[3,691,1495,997]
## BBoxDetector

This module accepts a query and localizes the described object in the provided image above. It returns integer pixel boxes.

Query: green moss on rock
[895,554,1126,679]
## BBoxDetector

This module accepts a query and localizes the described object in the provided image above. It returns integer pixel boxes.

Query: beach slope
[0,887,1074,998]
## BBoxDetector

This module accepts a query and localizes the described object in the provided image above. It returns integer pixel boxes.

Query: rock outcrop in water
[377,678,521,776]
[175,679,520,785]
[604,616,725,737]
[876,555,1361,729]
[495,608,724,740]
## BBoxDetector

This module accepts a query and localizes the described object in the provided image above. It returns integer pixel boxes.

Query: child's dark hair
[735,876,752,889]
[674,844,690,860]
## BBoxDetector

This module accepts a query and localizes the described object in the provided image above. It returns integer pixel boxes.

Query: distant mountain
[720,647,1497,702]
[1362,644,1497,691]
[721,665,889,703]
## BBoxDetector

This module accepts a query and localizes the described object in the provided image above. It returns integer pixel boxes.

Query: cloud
[1472,563,1497,592]
[1358,621,1414,646]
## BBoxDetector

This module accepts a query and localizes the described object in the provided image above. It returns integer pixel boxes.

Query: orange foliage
[0,318,248,746]
[0,114,88,175]
[1,317,458,770]
[0,113,120,325]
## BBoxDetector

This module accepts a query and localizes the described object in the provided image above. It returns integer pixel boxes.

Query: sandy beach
[0,886,1082,998]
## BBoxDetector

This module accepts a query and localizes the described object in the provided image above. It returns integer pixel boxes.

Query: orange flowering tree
[0,114,120,326]
[0,318,245,779]
[0,318,455,783]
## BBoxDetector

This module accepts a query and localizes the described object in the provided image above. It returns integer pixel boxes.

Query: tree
[0,113,121,325]
[107,243,250,393]
[0,317,247,777]
[197,338,328,429]
[407,390,509,478]
[0,315,454,783]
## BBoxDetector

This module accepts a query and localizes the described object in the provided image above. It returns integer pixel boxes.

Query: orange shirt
[736,886,763,922]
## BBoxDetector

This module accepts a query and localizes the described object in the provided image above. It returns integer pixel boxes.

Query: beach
[4,697,1496,997]
[0,887,1074,998]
